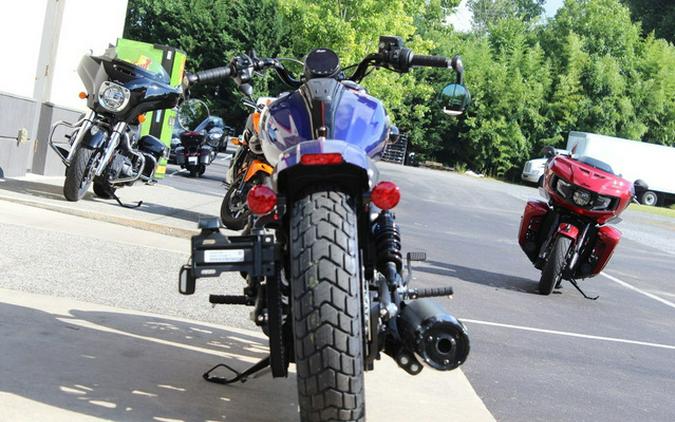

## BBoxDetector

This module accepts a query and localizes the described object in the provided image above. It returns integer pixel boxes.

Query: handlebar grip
[192,66,232,84]
[409,286,454,299]
[409,54,451,68]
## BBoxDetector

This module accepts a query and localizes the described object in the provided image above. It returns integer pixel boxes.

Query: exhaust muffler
[396,299,470,371]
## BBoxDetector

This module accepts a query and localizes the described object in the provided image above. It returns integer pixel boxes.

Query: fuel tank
[259,78,389,166]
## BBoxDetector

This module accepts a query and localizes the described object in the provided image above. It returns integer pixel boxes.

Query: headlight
[572,189,592,206]
[98,81,130,112]
[592,195,613,210]
[556,178,572,198]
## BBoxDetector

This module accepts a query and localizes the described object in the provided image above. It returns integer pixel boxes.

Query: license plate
[188,156,198,164]
[204,249,245,263]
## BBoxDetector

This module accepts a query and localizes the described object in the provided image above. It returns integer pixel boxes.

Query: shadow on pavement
[0,178,218,225]
[0,178,95,201]
[0,303,298,422]
[415,260,540,294]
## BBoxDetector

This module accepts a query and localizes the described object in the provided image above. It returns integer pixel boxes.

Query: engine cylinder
[397,299,470,371]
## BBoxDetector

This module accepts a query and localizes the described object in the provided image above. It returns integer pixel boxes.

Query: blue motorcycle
[179,36,471,421]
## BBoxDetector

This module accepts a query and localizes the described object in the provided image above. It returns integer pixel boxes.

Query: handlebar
[187,66,232,85]
[185,37,464,89]
[409,54,450,68]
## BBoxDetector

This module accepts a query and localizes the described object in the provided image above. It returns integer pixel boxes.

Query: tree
[622,0,675,42]
[468,0,545,33]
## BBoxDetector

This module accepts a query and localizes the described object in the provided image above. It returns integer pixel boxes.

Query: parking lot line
[601,271,675,310]
[461,319,675,350]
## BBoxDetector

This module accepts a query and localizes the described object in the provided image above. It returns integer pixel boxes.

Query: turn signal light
[78,92,88,99]
[138,114,146,123]
[246,185,277,215]
[371,181,400,210]
[300,153,343,166]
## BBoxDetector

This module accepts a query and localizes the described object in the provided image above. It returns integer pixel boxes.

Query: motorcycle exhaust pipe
[396,299,470,371]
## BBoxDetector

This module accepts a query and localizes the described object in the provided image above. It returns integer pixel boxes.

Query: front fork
[95,122,129,176]
[538,212,592,277]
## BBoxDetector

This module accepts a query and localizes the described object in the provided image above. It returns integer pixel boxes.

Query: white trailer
[566,131,675,206]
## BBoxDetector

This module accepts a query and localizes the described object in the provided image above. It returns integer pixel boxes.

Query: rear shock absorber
[372,210,403,283]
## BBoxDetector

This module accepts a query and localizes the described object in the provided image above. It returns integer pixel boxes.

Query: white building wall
[0,0,49,98]
[50,0,129,111]
[0,0,128,108]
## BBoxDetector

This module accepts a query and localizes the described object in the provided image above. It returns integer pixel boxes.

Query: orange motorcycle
[220,98,273,230]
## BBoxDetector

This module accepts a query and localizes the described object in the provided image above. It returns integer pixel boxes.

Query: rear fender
[244,159,273,182]
[274,140,377,200]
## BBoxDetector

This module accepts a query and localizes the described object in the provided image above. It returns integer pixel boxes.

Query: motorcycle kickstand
[203,355,271,385]
[567,279,599,300]
[111,192,143,209]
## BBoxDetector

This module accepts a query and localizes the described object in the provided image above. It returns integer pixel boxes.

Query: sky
[446,0,566,33]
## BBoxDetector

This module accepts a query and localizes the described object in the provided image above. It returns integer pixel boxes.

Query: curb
[0,194,198,239]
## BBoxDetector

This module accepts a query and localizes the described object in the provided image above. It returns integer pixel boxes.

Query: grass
[628,203,675,218]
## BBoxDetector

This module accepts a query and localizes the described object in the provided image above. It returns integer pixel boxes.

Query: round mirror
[440,83,471,116]
[177,99,210,130]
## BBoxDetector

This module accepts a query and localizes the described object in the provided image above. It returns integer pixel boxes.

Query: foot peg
[209,295,252,305]
[407,251,427,262]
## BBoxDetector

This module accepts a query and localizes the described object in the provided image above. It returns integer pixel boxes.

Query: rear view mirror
[540,146,557,159]
[440,83,471,116]
[633,179,648,194]
[177,98,210,130]
[389,125,400,144]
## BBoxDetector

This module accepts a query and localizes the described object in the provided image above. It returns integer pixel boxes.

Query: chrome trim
[48,109,96,166]
[108,131,146,185]
[94,122,127,176]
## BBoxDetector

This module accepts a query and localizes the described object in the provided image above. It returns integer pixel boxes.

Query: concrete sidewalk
[0,288,494,422]
[0,173,230,238]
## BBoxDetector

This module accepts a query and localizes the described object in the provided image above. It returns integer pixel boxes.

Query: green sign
[115,38,187,179]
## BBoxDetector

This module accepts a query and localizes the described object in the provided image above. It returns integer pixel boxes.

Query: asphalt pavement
[0,201,493,422]
[1,158,673,421]
[381,163,675,422]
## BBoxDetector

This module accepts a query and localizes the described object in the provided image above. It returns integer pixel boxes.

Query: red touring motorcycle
[179,36,471,421]
[518,147,640,299]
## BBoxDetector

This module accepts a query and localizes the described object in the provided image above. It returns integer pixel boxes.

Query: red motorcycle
[518,147,641,299]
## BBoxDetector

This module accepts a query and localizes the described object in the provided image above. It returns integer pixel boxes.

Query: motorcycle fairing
[591,225,621,275]
[260,78,389,167]
[518,199,549,262]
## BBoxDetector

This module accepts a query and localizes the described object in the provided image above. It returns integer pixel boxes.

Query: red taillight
[371,181,400,210]
[300,153,343,166]
[246,185,277,215]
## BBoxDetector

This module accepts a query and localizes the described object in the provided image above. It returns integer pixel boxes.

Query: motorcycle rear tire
[63,147,97,202]
[220,184,249,231]
[187,165,199,178]
[539,236,572,295]
[290,189,365,422]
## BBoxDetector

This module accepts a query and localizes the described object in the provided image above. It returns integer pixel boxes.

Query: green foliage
[124,0,675,177]
[621,0,675,42]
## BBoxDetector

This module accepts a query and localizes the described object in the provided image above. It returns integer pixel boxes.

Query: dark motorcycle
[49,47,180,202]
[220,98,274,230]
[179,36,471,421]
[174,101,227,177]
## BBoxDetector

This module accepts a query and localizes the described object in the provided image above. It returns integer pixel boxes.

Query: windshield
[103,46,170,84]
[577,156,615,175]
